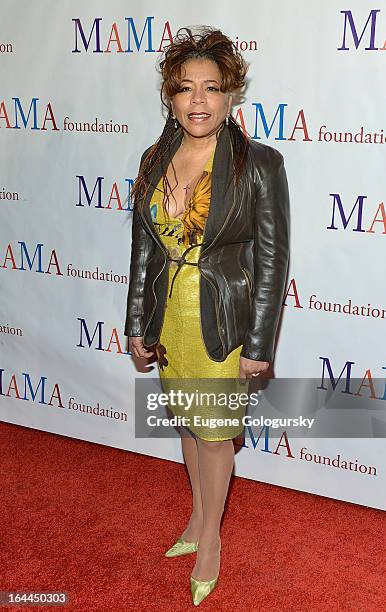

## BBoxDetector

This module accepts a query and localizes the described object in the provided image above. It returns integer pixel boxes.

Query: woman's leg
[179,426,204,542]
[192,438,235,580]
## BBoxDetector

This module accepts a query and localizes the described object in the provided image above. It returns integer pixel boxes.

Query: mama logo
[319,357,386,400]
[76,175,133,211]
[72,16,172,53]
[235,103,311,142]
[77,318,130,355]
[0,368,63,407]
[0,98,58,130]
[1,242,62,274]
[327,194,386,235]
[242,425,295,458]
[338,9,386,51]
[72,17,258,54]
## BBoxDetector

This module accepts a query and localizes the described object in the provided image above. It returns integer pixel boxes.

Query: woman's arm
[240,151,290,363]
[124,147,155,338]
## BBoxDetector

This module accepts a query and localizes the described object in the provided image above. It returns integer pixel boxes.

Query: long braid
[131,111,177,206]
[227,115,250,190]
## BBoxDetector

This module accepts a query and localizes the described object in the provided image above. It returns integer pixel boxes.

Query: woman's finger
[130,339,154,359]
[132,346,141,358]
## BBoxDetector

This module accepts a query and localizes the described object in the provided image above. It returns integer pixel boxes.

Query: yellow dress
[149,148,246,441]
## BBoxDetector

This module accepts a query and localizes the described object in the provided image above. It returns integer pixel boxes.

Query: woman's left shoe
[190,574,219,606]
[164,537,199,558]
[190,539,221,605]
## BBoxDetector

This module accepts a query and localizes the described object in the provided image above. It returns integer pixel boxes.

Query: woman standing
[125,27,290,606]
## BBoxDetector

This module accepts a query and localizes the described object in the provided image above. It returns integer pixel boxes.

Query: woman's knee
[196,438,226,450]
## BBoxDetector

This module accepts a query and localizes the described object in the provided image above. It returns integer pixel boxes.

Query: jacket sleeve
[124,147,155,337]
[240,152,290,362]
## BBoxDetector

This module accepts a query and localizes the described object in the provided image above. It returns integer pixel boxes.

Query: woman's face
[171,58,232,138]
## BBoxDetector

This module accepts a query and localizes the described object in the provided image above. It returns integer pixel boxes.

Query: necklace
[180,145,215,197]
[183,167,207,197]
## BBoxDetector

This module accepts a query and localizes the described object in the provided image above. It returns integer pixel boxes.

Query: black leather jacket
[124,124,290,363]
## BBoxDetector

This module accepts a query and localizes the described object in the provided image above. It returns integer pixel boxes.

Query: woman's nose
[191,87,206,103]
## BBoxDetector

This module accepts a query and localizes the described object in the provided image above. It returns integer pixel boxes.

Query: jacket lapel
[203,124,235,246]
[139,124,235,250]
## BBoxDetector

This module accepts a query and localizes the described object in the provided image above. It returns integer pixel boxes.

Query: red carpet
[0,421,384,611]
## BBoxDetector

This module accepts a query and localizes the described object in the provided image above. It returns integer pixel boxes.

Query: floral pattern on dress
[150,162,213,248]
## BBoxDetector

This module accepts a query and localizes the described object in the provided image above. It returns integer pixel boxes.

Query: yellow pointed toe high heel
[190,574,219,606]
[189,541,221,605]
[164,537,199,558]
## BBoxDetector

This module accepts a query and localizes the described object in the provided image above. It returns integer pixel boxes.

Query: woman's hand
[238,355,270,379]
[129,336,155,359]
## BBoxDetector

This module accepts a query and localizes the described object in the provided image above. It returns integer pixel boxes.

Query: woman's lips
[188,113,211,122]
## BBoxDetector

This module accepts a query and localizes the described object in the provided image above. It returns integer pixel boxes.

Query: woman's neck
[180,124,223,154]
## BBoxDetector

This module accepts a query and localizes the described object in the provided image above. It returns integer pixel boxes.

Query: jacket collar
[140,123,236,250]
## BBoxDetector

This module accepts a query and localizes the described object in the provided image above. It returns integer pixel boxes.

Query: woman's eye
[179,86,219,92]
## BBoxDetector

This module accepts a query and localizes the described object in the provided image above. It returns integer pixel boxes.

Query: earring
[173,115,178,129]
[225,115,229,126]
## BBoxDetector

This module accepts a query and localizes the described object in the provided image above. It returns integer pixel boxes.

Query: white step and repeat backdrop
[1,1,385,510]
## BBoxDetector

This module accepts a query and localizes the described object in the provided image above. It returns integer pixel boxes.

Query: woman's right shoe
[164,537,199,558]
